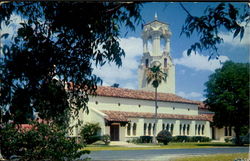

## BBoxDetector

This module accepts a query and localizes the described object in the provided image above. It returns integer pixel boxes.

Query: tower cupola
[138,16,175,94]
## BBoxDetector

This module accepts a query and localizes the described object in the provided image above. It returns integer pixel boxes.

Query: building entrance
[110,125,119,141]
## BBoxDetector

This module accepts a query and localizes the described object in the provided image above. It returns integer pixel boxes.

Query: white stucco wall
[124,117,211,142]
[69,96,228,142]
[89,96,198,115]
[69,107,106,137]
[214,127,235,142]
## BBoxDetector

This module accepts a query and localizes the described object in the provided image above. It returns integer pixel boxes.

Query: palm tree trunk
[153,87,158,144]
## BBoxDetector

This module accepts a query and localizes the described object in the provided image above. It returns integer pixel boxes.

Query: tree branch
[179,2,193,17]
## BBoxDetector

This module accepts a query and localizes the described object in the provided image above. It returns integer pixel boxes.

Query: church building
[70,16,234,142]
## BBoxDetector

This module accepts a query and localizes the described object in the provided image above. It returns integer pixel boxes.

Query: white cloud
[1,14,23,37]
[93,37,142,89]
[1,14,23,56]
[123,82,137,89]
[219,25,250,47]
[174,51,230,71]
[177,91,202,100]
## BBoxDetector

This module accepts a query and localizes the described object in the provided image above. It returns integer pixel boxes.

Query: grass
[171,153,249,161]
[83,142,248,151]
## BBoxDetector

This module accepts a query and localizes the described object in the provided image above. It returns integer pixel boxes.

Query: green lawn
[171,153,249,161]
[84,142,248,151]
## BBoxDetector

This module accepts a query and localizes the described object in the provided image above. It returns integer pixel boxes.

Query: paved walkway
[109,141,159,147]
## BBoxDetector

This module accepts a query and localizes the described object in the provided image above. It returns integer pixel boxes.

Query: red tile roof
[96,86,198,105]
[102,110,213,122]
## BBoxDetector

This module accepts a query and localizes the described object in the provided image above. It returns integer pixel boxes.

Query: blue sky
[93,2,249,101]
[1,2,249,101]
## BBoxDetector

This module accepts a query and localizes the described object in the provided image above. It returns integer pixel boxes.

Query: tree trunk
[153,87,158,144]
[234,126,242,145]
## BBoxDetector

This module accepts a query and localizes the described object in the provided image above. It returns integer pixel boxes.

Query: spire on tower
[154,12,158,20]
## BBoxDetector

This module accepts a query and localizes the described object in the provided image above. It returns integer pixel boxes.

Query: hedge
[139,136,153,143]
[171,136,211,142]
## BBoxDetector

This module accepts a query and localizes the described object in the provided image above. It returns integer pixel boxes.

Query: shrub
[231,133,250,145]
[80,122,101,144]
[0,123,89,160]
[171,136,211,142]
[128,137,141,144]
[171,136,190,142]
[140,136,153,143]
[156,130,172,145]
[242,133,250,144]
[191,136,211,142]
[102,134,111,145]
[225,137,233,143]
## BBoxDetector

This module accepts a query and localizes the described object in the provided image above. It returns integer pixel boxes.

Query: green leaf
[228,3,237,20]
[187,49,192,56]
[208,54,213,61]
[233,26,241,38]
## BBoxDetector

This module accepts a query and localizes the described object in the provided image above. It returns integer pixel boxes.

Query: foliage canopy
[204,61,249,144]
[146,64,167,89]
[80,122,101,144]
[181,2,249,58]
[0,2,142,160]
[0,122,89,160]
[0,2,142,127]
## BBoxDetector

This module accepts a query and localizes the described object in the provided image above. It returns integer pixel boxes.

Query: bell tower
[138,15,175,94]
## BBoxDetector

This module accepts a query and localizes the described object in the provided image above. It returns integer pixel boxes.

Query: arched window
[202,125,205,135]
[166,124,169,132]
[187,124,190,135]
[127,123,131,136]
[148,123,152,136]
[164,58,167,68]
[171,124,174,134]
[162,123,165,130]
[198,125,201,135]
[183,124,186,135]
[153,123,156,135]
[133,123,137,136]
[144,123,147,135]
[229,127,232,136]
[145,59,149,68]
[179,124,182,135]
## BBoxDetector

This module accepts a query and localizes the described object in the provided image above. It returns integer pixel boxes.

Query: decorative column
[137,118,144,136]
[205,121,211,138]
[190,120,196,136]
[143,38,148,53]
[174,120,180,136]
[152,31,161,56]
[166,38,170,53]
[130,123,132,136]
[156,119,163,134]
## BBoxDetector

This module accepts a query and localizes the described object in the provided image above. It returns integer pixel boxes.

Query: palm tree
[146,64,167,143]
